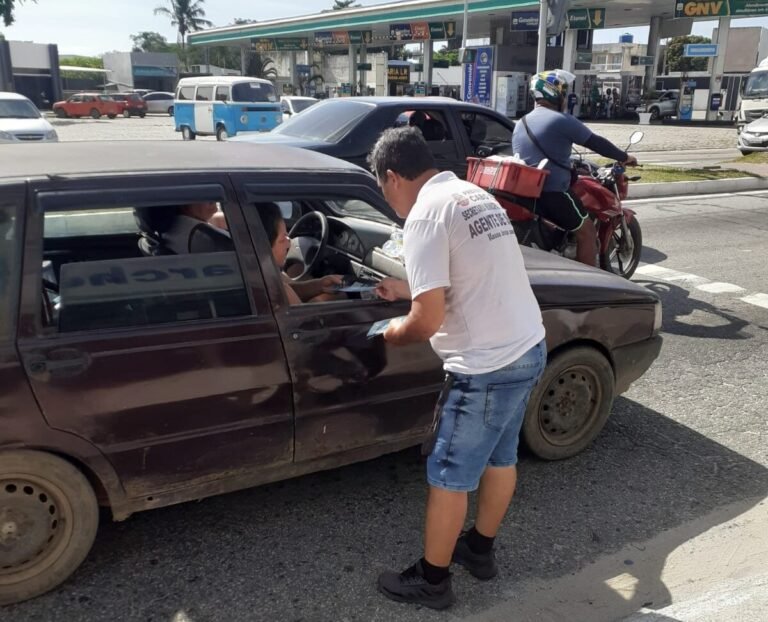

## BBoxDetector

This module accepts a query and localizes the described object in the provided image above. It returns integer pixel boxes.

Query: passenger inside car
[256,202,344,305]
[135,203,232,255]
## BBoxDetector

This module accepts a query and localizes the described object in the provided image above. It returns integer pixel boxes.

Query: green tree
[0,0,35,27]
[665,35,712,73]
[246,52,278,81]
[434,46,460,66]
[332,0,360,9]
[59,55,104,81]
[154,0,212,52]
[130,31,172,53]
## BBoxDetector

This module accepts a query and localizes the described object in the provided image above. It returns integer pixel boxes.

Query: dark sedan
[229,96,516,178]
[0,141,661,605]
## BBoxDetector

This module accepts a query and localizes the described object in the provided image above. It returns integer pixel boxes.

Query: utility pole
[536,0,548,73]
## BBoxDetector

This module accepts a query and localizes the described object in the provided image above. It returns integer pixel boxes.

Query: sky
[3,0,768,56]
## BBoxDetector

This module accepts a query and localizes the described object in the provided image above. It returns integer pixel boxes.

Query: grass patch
[732,151,768,164]
[593,158,756,183]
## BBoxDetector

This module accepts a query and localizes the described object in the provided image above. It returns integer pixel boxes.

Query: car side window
[215,86,229,103]
[460,112,512,150]
[0,193,21,341]
[395,109,453,142]
[196,87,213,102]
[178,86,194,101]
[70,96,81,103]
[38,200,253,333]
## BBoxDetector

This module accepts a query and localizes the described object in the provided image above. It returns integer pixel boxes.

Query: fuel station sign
[674,1,768,17]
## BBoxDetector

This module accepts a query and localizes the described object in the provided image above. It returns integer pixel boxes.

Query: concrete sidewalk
[458,497,768,622]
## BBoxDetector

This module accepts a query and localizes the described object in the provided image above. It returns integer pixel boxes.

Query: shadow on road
[6,397,767,622]
[639,247,668,265]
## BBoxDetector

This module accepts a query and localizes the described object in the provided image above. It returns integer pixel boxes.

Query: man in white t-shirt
[369,128,546,610]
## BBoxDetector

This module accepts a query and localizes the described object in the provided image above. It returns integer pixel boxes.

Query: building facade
[102,52,179,92]
[0,40,63,109]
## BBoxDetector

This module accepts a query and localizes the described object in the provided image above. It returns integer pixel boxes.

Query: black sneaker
[452,532,498,580]
[377,560,456,610]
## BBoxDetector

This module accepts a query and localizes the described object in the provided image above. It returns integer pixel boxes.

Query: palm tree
[246,53,278,81]
[332,0,360,9]
[154,0,212,52]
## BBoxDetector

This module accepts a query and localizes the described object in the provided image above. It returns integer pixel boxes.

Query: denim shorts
[426,339,547,492]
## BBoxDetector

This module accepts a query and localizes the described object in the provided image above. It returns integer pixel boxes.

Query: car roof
[177,76,272,85]
[322,96,504,113]
[0,91,32,101]
[0,141,364,181]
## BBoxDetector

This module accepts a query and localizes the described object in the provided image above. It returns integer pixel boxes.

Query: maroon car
[0,141,662,605]
[110,93,148,118]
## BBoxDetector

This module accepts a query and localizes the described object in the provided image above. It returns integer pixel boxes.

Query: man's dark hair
[367,127,436,182]
[255,202,283,245]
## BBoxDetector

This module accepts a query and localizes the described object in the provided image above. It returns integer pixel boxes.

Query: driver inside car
[257,202,344,305]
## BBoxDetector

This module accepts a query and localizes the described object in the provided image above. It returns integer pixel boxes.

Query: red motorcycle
[468,132,644,279]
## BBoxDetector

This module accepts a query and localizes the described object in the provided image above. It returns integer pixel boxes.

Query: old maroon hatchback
[0,142,662,604]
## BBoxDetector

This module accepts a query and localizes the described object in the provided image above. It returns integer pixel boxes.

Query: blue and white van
[174,76,282,141]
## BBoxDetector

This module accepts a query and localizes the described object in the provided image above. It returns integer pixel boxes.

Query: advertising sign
[675,0,768,18]
[683,43,719,57]
[679,85,694,120]
[252,38,308,52]
[388,21,457,41]
[567,8,606,29]
[314,31,372,46]
[463,47,494,107]
[387,64,411,84]
[710,92,723,110]
[510,11,541,31]
[630,56,655,66]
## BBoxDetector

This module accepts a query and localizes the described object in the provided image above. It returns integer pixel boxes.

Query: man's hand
[319,274,344,292]
[375,277,411,301]
[624,155,638,167]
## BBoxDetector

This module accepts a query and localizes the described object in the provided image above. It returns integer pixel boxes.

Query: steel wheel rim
[0,473,74,585]
[538,364,602,447]
[607,228,636,277]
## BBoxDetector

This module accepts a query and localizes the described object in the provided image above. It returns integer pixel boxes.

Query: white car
[143,91,175,116]
[0,92,58,143]
[737,114,768,154]
[280,96,318,121]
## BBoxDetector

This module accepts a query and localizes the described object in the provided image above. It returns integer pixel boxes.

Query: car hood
[0,117,53,133]
[228,132,327,149]
[743,116,768,132]
[522,247,658,307]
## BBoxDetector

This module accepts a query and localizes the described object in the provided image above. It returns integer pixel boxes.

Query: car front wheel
[89,108,101,119]
[0,450,99,605]
[54,108,67,119]
[122,109,131,118]
[522,346,615,460]
[216,125,228,141]
[167,106,174,116]
[181,126,196,141]
[649,107,660,121]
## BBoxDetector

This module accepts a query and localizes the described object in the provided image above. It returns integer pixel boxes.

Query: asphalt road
[5,190,768,621]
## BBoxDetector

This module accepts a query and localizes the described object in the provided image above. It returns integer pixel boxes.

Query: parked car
[110,92,148,118]
[52,93,120,119]
[143,91,175,115]
[736,113,768,154]
[281,95,318,121]
[230,96,516,179]
[0,141,662,605]
[128,88,152,97]
[0,91,58,142]
[646,89,679,120]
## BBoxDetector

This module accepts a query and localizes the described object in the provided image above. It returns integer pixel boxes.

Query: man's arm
[383,288,445,346]
[289,275,344,301]
[375,277,411,301]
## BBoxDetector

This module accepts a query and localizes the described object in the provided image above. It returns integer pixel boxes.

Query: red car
[110,92,148,118]
[52,93,121,119]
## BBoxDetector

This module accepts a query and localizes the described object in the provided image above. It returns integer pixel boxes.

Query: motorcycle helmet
[529,69,576,108]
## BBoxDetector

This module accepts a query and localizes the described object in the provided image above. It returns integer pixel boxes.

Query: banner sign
[314,31,372,46]
[251,38,308,52]
[684,43,719,56]
[510,11,541,31]
[567,8,606,29]
[387,64,411,84]
[463,47,494,107]
[630,55,655,66]
[388,21,457,41]
[675,0,768,17]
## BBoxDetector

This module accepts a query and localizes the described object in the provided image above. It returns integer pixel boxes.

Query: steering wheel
[286,211,329,280]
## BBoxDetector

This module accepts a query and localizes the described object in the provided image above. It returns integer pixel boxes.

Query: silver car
[737,114,768,154]
[143,91,175,116]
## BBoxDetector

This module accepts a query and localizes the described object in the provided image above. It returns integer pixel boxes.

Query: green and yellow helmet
[529,69,576,107]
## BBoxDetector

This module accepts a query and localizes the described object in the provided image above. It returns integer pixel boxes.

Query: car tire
[181,126,196,141]
[54,109,67,119]
[139,113,146,118]
[89,108,101,119]
[522,346,615,460]
[0,450,99,606]
[122,109,131,118]
[167,106,174,116]
[649,107,660,121]
[740,148,752,155]
[107,114,116,119]
[599,217,642,279]
[215,125,228,141]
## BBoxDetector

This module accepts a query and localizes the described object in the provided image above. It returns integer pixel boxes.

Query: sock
[466,526,495,555]
[419,558,450,585]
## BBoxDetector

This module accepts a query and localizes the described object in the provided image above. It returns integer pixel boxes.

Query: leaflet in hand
[336,282,379,293]
[367,316,406,339]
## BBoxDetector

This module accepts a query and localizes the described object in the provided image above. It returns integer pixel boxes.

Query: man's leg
[424,487,468,567]
[475,465,518,537]
[575,218,598,266]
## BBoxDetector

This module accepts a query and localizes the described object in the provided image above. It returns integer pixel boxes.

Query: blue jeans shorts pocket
[484,382,526,431]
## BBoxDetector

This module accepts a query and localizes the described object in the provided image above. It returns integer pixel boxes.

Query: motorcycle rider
[512,70,637,266]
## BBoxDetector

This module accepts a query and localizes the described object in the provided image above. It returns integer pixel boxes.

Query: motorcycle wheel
[600,217,642,279]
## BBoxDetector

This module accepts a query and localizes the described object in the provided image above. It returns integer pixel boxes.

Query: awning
[59,65,111,74]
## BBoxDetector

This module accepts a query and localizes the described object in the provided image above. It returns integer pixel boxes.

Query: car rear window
[273,100,374,142]
[0,196,20,340]
[232,81,277,103]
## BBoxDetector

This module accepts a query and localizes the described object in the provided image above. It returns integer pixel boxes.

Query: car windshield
[0,99,41,119]
[273,100,374,142]
[291,99,317,113]
[744,71,768,98]
[232,82,277,103]
[326,199,395,226]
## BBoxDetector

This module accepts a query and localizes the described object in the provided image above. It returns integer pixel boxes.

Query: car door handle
[25,350,90,377]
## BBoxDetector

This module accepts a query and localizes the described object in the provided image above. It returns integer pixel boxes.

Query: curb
[629,176,768,199]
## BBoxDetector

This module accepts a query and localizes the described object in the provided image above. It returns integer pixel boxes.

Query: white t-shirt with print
[404,171,545,375]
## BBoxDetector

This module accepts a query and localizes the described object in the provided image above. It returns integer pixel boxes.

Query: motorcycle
[469,131,644,279]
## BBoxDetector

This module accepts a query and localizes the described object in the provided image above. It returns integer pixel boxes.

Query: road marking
[626,189,768,204]
[635,265,768,313]
[740,293,768,310]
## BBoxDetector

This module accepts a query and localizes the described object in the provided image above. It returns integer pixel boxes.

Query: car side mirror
[477,145,498,158]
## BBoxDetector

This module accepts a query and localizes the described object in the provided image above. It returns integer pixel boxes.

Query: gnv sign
[675,1,768,17]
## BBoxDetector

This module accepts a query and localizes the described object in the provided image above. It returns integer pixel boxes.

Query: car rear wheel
[139,113,146,118]
[0,450,99,605]
[649,107,660,121]
[54,109,67,119]
[522,346,615,460]
[181,126,196,141]
[122,109,131,118]
[89,108,101,119]
[167,106,174,116]
[216,125,228,141]
[740,148,753,155]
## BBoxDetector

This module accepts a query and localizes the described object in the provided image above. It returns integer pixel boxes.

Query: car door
[194,86,214,134]
[16,173,294,499]
[234,172,444,463]
[455,108,515,163]
[68,95,82,116]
